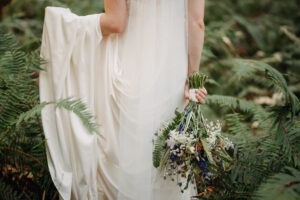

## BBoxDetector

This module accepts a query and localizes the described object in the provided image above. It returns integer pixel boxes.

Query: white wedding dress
[39,0,197,199]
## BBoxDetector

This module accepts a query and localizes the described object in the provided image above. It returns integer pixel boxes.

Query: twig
[42,190,46,200]
[285,180,300,187]
[51,191,58,200]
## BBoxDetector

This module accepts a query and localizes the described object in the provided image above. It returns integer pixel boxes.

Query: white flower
[186,146,195,154]
[166,137,176,149]
[223,137,234,150]
[205,120,222,150]
[174,134,189,144]
[166,129,197,153]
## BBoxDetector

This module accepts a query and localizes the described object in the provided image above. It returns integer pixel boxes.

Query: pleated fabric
[39,1,197,199]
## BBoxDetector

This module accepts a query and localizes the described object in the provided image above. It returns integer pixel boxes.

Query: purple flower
[179,123,183,131]
[196,153,211,180]
[170,153,176,161]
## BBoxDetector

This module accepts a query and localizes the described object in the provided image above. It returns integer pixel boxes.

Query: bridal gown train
[39,0,197,199]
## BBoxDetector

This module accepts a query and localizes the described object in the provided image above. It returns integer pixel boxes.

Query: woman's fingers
[184,85,207,103]
[196,94,205,104]
[195,88,207,104]
[196,88,207,95]
[196,90,206,99]
[196,89,207,98]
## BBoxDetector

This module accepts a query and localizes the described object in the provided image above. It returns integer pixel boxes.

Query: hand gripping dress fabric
[39,1,197,200]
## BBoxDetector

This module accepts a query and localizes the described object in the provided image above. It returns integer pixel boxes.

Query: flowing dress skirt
[39,0,197,199]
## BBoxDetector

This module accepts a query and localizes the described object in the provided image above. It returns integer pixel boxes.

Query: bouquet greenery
[152,72,234,198]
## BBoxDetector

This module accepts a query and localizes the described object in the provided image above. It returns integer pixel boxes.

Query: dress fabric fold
[39,1,197,200]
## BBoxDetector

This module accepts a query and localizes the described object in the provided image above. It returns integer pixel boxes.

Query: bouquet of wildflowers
[152,72,234,198]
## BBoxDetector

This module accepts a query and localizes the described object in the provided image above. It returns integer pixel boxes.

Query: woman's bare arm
[100,0,127,36]
[184,0,207,104]
[187,0,205,76]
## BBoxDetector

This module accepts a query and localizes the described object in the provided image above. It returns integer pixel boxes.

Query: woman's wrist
[187,59,200,77]
[187,69,199,77]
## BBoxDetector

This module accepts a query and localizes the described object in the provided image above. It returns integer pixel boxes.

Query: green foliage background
[0,0,299,199]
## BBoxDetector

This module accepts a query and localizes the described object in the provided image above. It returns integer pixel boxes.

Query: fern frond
[224,113,250,136]
[55,97,104,139]
[205,94,258,113]
[0,177,24,200]
[15,102,49,127]
[272,113,300,167]
[253,167,300,200]
[152,135,166,168]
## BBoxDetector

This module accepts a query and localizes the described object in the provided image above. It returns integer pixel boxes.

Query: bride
[39,0,206,199]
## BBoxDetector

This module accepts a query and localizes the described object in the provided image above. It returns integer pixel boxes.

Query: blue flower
[197,159,209,170]
[196,153,211,180]
[179,123,183,131]
[170,153,176,161]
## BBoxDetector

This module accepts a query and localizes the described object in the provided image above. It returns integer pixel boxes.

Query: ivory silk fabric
[39,1,196,199]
